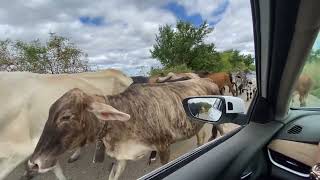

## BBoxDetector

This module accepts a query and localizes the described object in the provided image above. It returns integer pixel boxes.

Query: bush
[0,33,90,74]
[311,88,320,99]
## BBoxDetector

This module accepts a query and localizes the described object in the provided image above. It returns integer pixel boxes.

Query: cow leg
[196,130,206,146]
[108,160,127,180]
[159,149,170,165]
[220,87,225,95]
[148,151,157,165]
[228,84,236,96]
[217,125,224,136]
[68,147,81,163]
[299,93,306,107]
[53,162,66,180]
[208,125,218,142]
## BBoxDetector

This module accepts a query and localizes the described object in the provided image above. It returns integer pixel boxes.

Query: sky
[313,34,320,50]
[0,0,254,76]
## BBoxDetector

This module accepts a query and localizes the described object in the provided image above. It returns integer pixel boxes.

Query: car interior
[140,0,320,179]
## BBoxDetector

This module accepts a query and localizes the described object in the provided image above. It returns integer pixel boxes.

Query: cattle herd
[1,69,313,180]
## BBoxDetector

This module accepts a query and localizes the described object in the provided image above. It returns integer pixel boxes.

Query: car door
[268,32,320,179]
[140,0,320,180]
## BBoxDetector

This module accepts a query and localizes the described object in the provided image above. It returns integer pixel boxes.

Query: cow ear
[87,102,130,121]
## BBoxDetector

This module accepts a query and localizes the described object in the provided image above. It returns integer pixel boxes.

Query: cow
[234,71,257,101]
[196,72,237,96]
[0,69,133,180]
[22,78,220,180]
[234,71,248,95]
[149,72,224,139]
[155,72,200,83]
[131,73,213,143]
[135,72,223,165]
[245,77,257,101]
[189,103,201,118]
[292,74,313,107]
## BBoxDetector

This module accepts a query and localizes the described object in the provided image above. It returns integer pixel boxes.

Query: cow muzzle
[27,158,57,173]
[22,159,66,180]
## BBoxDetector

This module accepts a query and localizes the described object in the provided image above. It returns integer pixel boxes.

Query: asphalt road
[5,90,251,180]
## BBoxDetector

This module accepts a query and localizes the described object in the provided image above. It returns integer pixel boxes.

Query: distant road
[291,94,320,107]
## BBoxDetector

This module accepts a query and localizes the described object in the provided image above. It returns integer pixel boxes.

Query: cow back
[105,78,219,149]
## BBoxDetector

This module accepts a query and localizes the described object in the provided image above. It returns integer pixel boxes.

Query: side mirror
[182,96,247,125]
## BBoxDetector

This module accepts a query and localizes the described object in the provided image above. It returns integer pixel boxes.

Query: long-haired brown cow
[23,78,220,180]
[292,74,313,107]
[133,72,224,165]
[196,72,237,96]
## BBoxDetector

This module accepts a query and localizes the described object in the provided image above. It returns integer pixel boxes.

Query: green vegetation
[0,33,90,74]
[303,49,320,98]
[150,20,255,76]
[311,88,320,99]
[197,102,212,111]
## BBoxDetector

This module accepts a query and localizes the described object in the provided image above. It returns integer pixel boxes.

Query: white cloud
[207,0,254,54]
[0,0,254,75]
[177,0,227,23]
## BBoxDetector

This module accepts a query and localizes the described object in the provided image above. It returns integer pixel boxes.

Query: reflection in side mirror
[187,98,223,122]
[183,96,246,125]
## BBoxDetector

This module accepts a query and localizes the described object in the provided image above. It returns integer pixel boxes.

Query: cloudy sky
[0,0,254,76]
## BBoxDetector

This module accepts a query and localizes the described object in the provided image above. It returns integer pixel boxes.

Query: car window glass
[0,1,255,180]
[290,32,320,108]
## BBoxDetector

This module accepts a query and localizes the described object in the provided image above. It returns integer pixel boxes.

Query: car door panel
[267,111,320,179]
[158,121,282,180]
[277,112,320,143]
[268,139,318,167]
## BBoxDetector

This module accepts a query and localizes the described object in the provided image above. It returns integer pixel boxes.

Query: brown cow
[292,74,313,107]
[196,72,237,96]
[23,78,220,180]
[136,72,224,165]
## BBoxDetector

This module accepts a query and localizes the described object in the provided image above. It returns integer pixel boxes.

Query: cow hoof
[148,158,157,165]
[148,151,157,165]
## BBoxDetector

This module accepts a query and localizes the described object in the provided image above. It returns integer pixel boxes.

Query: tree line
[0,33,90,74]
[0,21,256,75]
[149,21,255,76]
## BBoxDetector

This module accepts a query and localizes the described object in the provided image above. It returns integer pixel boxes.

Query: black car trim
[139,126,243,180]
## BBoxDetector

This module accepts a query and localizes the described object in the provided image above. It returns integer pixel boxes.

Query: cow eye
[61,115,71,121]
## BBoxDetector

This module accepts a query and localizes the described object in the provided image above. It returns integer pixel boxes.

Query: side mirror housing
[182,96,247,125]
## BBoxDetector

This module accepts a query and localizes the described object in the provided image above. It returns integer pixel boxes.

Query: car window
[290,32,320,108]
[0,1,255,180]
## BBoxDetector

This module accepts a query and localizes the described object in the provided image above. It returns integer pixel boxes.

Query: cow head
[25,88,130,176]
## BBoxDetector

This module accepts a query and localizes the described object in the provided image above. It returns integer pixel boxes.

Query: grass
[302,61,320,98]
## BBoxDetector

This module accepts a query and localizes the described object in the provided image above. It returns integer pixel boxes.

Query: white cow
[0,69,133,179]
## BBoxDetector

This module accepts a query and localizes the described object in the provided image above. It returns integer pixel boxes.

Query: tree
[219,50,255,73]
[0,33,90,74]
[0,39,16,71]
[150,21,222,72]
